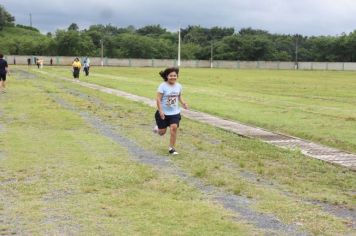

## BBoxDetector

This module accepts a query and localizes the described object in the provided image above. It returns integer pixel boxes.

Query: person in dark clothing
[83,57,90,76]
[0,54,9,93]
[72,58,82,79]
[50,58,53,66]
[27,58,31,66]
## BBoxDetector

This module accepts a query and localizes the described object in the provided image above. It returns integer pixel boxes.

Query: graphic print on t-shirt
[166,94,178,106]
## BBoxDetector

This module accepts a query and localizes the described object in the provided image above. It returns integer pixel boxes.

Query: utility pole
[29,13,32,27]
[295,35,299,70]
[100,39,104,67]
[177,26,181,67]
[210,41,214,68]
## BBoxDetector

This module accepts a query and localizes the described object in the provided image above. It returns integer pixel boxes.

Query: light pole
[177,26,181,67]
[295,35,299,70]
[29,13,32,27]
[100,39,104,67]
[210,41,214,68]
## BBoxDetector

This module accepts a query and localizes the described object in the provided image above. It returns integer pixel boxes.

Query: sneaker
[169,147,179,155]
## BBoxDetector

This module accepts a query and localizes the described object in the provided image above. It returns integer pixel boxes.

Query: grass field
[37,66,356,153]
[0,68,355,235]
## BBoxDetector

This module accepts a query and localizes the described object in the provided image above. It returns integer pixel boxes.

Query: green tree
[137,25,166,37]
[68,23,79,31]
[0,5,15,30]
[55,29,96,56]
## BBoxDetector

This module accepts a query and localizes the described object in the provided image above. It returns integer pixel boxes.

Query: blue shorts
[155,111,181,129]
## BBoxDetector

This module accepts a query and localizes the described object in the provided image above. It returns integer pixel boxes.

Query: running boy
[155,67,188,155]
[0,54,8,93]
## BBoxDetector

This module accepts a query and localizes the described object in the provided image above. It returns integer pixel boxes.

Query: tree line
[1,5,356,62]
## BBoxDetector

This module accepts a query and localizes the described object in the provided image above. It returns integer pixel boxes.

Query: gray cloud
[2,0,356,35]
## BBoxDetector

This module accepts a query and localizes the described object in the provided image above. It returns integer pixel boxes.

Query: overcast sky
[2,0,356,36]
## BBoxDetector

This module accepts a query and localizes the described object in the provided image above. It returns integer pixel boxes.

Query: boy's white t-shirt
[158,82,182,115]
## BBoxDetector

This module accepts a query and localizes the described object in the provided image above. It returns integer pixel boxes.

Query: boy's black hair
[159,67,179,81]
[0,54,3,58]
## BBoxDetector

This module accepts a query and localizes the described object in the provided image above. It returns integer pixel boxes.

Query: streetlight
[100,39,104,67]
[210,41,214,68]
[295,35,299,70]
[177,26,181,67]
[29,13,32,27]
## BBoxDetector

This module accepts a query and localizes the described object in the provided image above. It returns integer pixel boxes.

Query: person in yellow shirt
[72,58,82,79]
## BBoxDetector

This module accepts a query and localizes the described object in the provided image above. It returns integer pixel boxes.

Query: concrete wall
[4,55,356,71]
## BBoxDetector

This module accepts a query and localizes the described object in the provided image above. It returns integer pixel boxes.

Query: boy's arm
[156,92,165,119]
[179,94,188,110]
[5,61,9,74]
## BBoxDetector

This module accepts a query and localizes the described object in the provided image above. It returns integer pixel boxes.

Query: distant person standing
[0,54,9,93]
[36,58,40,69]
[72,58,82,80]
[27,58,31,66]
[38,59,44,69]
[83,57,90,76]
[50,58,53,66]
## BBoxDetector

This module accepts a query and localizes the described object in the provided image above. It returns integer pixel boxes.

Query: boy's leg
[169,124,178,148]
[158,128,167,136]
[155,111,168,136]
[0,76,5,91]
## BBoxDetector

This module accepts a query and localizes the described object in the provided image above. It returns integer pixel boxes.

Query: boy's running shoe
[169,148,179,155]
